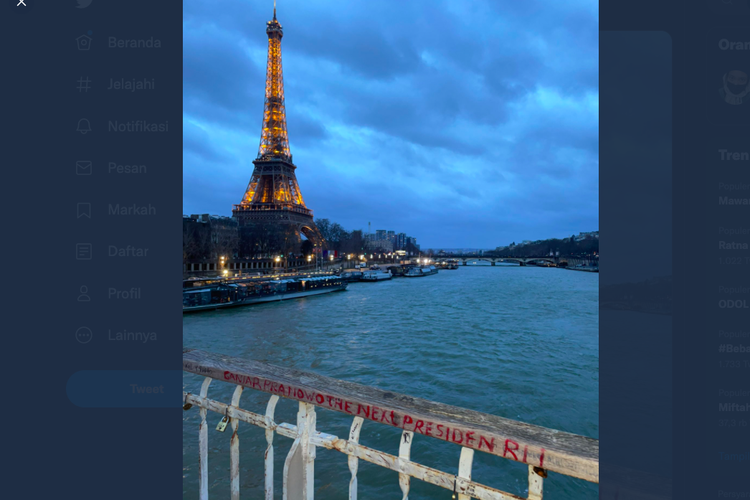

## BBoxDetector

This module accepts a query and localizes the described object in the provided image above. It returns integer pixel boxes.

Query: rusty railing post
[283,402,316,500]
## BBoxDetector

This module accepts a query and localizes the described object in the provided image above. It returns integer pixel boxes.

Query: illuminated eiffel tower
[233,2,323,249]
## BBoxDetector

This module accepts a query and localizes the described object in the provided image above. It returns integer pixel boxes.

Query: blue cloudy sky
[183,0,598,249]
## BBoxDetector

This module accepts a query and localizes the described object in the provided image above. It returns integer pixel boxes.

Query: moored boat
[387,265,406,277]
[404,265,438,277]
[341,271,364,282]
[421,265,438,276]
[361,270,392,281]
[183,275,347,313]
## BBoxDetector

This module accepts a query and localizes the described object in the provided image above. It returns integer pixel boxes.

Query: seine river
[183,265,599,499]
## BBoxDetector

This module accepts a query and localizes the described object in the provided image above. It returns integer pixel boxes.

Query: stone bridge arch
[493,258,526,265]
[462,257,495,264]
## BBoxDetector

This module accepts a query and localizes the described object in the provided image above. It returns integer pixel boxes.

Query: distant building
[183,214,239,261]
[387,230,396,248]
[405,236,419,252]
[396,233,406,250]
[369,239,393,252]
[362,229,416,252]
[575,231,599,241]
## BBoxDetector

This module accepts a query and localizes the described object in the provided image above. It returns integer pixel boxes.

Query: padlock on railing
[216,407,230,432]
[183,393,193,411]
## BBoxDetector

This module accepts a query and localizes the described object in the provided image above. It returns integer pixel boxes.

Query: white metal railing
[183,348,599,500]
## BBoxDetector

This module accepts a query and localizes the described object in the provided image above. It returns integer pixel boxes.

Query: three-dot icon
[75,327,93,344]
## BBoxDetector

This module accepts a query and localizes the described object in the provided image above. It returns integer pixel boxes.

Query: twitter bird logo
[77,0,92,8]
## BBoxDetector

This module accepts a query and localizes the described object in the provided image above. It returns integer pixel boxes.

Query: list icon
[76,243,92,260]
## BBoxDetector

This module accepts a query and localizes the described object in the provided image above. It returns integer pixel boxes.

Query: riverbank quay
[561,266,599,273]
[183,348,599,499]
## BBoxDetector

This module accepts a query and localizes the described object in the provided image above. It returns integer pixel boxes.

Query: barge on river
[442,259,459,270]
[183,275,347,313]
[361,270,392,281]
[403,265,439,277]
[340,271,364,282]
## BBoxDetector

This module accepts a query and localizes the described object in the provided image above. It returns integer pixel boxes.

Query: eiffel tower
[232,2,323,249]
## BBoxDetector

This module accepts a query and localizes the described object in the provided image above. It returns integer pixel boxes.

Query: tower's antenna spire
[273,0,277,20]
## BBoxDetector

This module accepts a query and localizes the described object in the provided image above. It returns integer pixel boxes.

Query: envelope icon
[76,160,92,176]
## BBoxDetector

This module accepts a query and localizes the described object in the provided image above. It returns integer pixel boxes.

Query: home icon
[76,34,92,51]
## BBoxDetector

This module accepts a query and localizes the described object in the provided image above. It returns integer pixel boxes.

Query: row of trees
[239,223,298,258]
[490,235,599,258]
[185,215,596,264]
[315,218,367,254]
[315,218,421,256]
[317,218,421,255]
[184,215,418,264]
[183,218,298,262]
[183,217,240,262]
[410,236,598,260]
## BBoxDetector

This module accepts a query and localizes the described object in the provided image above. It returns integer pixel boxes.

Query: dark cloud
[287,109,328,148]
[183,121,230,163]
[183,0,598,248]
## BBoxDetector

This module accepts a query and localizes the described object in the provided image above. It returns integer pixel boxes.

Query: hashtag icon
[76,76,91,92]
[720,344,727,353]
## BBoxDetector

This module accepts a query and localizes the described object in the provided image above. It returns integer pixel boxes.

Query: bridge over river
[434,255,598,267]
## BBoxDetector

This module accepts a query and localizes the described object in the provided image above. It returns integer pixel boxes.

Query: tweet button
[67,370,181,408]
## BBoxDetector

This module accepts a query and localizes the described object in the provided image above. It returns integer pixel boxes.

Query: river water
[183,265,599,499]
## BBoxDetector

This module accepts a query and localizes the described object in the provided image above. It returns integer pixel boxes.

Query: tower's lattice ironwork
[257,6,290,161]
[232,3,324,249]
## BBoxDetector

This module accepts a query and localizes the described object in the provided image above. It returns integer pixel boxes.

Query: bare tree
[183,220,211,261]
[239,222,299,259]
[315,218,332,245]
[213,226,239,260]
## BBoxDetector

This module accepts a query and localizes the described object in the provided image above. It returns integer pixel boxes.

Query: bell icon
[77,119,92,135]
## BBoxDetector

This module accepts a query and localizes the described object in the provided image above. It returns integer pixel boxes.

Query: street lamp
[274,254,287,274]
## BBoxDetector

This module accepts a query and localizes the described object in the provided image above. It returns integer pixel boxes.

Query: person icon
[720,70,750,105]
[78,286,91,302]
